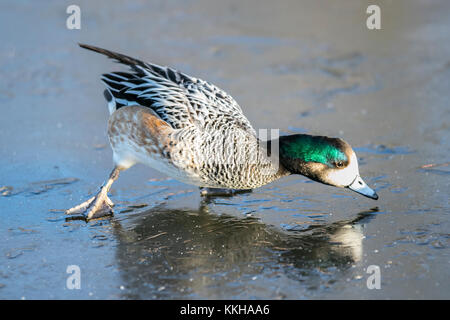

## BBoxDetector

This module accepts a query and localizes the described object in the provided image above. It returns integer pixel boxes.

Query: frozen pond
[0,0,449,299]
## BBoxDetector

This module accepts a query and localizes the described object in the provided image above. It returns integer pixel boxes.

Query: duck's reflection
[109,205,376,299]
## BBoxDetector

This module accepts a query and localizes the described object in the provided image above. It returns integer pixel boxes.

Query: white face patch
[326,151,359,187]
[326,150,379,200]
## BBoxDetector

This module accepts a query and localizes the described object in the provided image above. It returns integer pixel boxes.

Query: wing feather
[80,43,255,134]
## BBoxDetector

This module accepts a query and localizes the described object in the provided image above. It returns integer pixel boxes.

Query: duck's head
[279,134,378,200]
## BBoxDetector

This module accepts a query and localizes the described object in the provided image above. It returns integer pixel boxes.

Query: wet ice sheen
[0,0,449,299]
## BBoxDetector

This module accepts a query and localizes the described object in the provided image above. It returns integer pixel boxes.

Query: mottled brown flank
[106,106,290,189]
[141,111,171,139]
[108,105,173,158]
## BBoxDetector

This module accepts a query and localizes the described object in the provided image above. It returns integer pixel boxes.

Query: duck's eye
[335,161,344,168]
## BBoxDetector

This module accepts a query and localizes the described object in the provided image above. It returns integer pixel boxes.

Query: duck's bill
[347,175,379,200]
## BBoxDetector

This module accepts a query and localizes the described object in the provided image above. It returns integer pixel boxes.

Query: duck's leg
[66,166,123,220]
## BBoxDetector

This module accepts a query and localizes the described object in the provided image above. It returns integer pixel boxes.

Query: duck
[66,44,378,220]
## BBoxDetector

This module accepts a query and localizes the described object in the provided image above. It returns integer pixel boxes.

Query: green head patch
[279,134,348,168]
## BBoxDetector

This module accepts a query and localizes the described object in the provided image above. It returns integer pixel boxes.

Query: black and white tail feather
[79,43,256,134]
